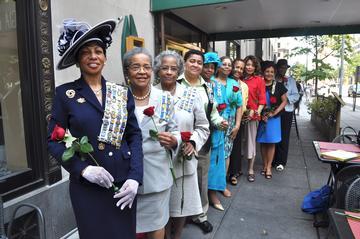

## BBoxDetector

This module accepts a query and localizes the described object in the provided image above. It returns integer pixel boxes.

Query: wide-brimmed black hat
[57,19,116,70]
[276,59,290,68]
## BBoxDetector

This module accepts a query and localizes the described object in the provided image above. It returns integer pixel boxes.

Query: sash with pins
[159,91,173,123]
[98,82,128,149]
[176,87,197,113]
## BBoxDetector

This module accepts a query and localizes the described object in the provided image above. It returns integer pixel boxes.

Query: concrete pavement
[64,101,360,239]
[182,103,331,239]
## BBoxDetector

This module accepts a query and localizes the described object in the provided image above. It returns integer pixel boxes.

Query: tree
[290,63,306,81]
[290,35,354,95]
[345,52,360,83]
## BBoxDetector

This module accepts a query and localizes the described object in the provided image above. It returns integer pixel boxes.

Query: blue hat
[57,19,117,70]
[204,52,222,68]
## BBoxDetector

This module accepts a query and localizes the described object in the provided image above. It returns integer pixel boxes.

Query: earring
[125,76,131,85]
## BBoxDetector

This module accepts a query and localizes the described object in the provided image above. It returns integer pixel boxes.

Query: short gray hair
[153,50,184,79]
[123,47,153,76]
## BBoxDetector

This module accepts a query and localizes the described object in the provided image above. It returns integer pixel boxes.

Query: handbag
[301,185,331,214]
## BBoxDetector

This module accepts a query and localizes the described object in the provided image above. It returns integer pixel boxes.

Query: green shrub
[308,96,338,124]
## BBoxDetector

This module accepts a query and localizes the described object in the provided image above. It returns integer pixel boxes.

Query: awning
[151,0,360,40]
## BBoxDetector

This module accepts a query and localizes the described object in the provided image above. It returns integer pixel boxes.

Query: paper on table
[345,211,360,239]
[318,142,360,153]
[321,150,359,161]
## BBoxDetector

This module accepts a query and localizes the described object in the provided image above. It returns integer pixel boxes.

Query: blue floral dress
[208,77,242,191]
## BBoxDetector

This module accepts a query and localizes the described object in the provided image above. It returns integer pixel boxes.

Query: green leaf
[63,135,77,148]
[73,143,80,152]
[80,136,88,144]
[80,143,94,153]
[149,129,158,140]
[62,147,75,162]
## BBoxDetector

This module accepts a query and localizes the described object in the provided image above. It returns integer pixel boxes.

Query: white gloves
[81,166,114,188]
[114,179,139,210]
[82,167,139,210]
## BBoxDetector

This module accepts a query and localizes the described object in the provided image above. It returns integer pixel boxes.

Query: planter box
[311,112,337,141]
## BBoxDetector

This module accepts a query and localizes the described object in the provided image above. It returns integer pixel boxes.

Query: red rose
[143,106,155,117]
[270,96,277,104]
[233,86,240,92]
[181,132,192,142]
[217,103,227,112]
[51,124,66,141]
[251,111,261,121]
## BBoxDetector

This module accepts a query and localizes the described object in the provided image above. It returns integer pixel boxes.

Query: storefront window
[0,0,29,181]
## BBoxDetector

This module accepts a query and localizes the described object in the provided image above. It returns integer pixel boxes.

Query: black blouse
[264,81,287,117]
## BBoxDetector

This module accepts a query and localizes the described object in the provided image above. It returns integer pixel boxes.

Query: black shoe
[193,220,213,233]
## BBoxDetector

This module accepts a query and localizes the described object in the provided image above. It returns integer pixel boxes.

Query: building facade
[0,0,154,238]
[0,2,278,237]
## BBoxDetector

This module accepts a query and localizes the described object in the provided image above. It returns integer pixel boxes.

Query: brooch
[98,142,105,151]
[66,89,75,98]
[76,98,86,103]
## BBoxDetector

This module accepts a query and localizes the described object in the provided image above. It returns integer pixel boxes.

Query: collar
[178,73,206,87]
[74,76,106,112]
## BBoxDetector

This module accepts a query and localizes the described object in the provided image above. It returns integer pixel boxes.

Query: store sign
[0,2,16,32]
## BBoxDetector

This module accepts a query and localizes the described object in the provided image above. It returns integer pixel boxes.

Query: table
[328,208,356,239]
[313,141,360,186]
[313,141,360,164]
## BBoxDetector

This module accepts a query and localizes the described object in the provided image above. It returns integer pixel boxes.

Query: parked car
[348,85,360,97]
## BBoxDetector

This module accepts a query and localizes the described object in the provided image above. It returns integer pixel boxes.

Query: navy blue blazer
[47,77,143,185]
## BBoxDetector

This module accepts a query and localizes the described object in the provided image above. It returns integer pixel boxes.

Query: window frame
[0,0,61,201]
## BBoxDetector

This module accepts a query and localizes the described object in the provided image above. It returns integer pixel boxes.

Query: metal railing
[7,203,46,239]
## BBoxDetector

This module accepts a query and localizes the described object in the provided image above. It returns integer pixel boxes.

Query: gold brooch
[98,142,105,151]
[77,98,86,103]
[66,89,75,98]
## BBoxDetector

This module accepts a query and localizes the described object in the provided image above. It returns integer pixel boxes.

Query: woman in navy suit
[47,19,143,239]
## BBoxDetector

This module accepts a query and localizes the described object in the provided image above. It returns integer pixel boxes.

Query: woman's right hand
[81,165,114,188]
[219,120,229,131]
[158,132,178,149]
[241,114,250,123]
[248,110,254,119]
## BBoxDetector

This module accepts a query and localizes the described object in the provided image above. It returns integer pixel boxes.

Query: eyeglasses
[128,64,152,72]
[159,66,178,72]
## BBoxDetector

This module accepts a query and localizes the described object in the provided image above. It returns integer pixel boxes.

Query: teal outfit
[223,78,242,159]
[208,77,242,191]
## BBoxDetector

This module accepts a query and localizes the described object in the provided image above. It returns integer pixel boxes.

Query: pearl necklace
[132,87,151,101]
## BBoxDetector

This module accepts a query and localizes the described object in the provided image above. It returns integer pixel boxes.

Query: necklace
[92,88,102,96]
[132,87,151,101]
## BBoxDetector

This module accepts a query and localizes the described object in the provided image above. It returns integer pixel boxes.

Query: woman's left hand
[114,179,139,210]
[230,126,240,140]
[158,132,178,149]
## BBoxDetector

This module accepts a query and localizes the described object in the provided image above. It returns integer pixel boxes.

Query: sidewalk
[182,104,332,239]
[340,104,360,131]
[64,101,357,239]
